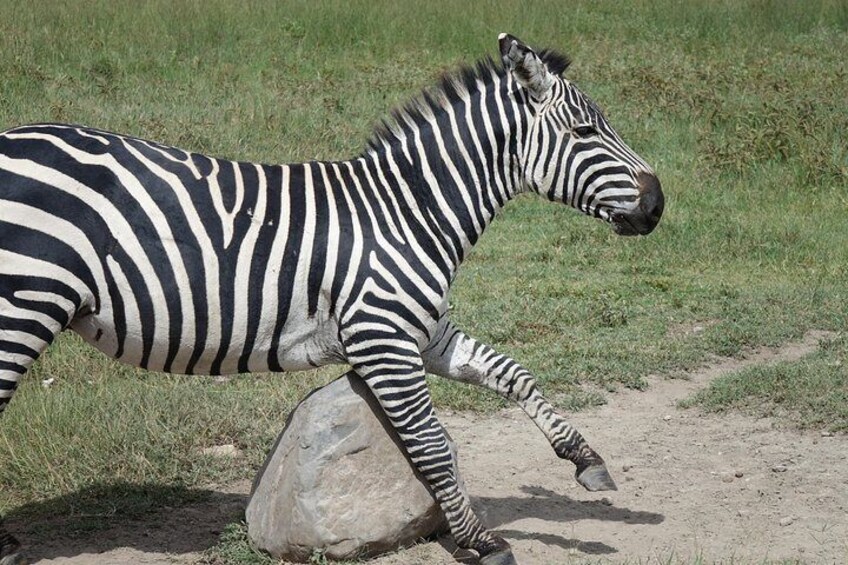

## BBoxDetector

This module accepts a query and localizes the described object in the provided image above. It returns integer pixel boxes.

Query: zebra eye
[573,125,598,138]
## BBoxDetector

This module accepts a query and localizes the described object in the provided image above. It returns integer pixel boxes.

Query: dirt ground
[16,331,848,564]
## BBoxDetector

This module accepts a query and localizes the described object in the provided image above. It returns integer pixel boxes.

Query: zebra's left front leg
[422,320,617,492]
[344,329,517,565]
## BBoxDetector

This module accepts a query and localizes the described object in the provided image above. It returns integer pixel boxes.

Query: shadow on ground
[5,482,664,563]
[438,484,665,562]
[4,482,247,562]
[480,485,665,529]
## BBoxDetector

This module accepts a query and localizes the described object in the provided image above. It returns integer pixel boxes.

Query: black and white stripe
[0,34,663,563]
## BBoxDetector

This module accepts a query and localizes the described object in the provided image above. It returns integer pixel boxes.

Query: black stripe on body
[306,162,329,318]
[208,161,261,374]
[268,165,306,372]
[238,164,279,372]
[324,164,355,317]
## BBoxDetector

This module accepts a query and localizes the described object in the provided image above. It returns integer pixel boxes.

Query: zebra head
[500,34,664,236]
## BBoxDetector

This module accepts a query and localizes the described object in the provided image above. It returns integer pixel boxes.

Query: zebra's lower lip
[611,215,640,236]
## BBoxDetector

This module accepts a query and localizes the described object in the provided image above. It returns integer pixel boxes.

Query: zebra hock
[0,34,663,564]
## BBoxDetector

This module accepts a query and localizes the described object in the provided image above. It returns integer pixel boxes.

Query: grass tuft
[682,334,848,432]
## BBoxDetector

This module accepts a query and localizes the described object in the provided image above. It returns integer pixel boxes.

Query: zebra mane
[364,48,570,154]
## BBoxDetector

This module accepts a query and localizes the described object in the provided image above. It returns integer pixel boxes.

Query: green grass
[682,333,848,432]
[0,334,341,514]
[200,523,278,565]
[1,0,847,559]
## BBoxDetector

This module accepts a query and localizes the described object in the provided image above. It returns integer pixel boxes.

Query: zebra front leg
[422,320,616,492]
[345,331,516,565]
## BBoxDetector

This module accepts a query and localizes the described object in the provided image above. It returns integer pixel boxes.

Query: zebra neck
[358,116,525,277]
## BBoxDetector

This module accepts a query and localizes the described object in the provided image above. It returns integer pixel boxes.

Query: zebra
[0,34,663,565]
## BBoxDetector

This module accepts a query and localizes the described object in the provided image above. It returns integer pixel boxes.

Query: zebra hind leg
[0,288,73,565]
[0,521,24,565]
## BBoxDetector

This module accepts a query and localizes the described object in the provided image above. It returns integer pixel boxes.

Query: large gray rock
[246,372,456,562]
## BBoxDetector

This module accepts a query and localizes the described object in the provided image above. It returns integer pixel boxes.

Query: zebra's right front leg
[422,320,616,492]
[345,332,517,565]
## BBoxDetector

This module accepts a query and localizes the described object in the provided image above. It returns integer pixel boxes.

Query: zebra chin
[610,173,664,236]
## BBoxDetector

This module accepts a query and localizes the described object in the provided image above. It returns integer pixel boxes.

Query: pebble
[734,471,744,478]
[737,509,748,517]
[771,464,788,473]
[41,377,55,389]
[779,516,795,526]
[202,444,241,458]
[663,414,672,421]
[821,431,834,437]
[600,496,613,506]
[721,475,734,483]
[622,464,631,472]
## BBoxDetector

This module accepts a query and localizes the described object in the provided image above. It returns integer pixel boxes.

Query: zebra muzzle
[611,172,664,236]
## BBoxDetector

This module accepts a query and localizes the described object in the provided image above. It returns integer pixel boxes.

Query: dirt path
[19,331,848,564]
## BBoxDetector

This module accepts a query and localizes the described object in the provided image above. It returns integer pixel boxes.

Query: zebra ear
[499,33,554,98]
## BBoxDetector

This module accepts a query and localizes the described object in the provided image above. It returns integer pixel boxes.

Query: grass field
[1,0,847,558]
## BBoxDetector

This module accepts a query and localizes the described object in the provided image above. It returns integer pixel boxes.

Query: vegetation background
[0,0,846,561]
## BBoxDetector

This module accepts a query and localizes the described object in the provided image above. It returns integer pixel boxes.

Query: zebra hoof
[0,553,27,565]
[479,549,518,565]
[576,462,618,492]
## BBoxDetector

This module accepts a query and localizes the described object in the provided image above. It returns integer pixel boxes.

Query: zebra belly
[70,308,343,376]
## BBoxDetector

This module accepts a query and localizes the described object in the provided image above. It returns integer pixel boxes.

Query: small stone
[202,444,240,458]
[734,471,744,478]
[663,415,672,421]
[737,509,748,517]
[41,377,55,389]
[721,474,734,483]
[600,496,613,506]
[622,464,631,472]
[692,325,705,334]
[771,464,788,473]
[821,431,834,438]
[779,516,794,526]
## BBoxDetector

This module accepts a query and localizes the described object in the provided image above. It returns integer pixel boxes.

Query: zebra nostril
[636,172,664,223]
[647,185,664,221]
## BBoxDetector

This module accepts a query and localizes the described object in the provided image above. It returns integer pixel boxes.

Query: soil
[13,331,848,564]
